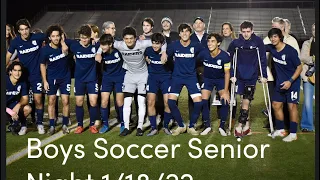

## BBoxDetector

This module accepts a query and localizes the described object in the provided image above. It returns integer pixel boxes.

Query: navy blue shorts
[169,76,201,96]
[147,74,171,94]
[28,76,43,94]
[74,79,99,96]
[101,75,125,93]
[47,77,71,95]
[202,78,225,92]
[273,81,300,104]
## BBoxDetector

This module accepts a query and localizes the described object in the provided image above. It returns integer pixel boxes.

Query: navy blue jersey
[266,44,301,88]
[228,33,267,80]
[6,76,28,106]
[70,41,99,82]
[40,44,70,79]
[167,41,204,77]
[145,47,172,75]
[198,49,231,79]
[8,33,46,80]
[101,48,126,76]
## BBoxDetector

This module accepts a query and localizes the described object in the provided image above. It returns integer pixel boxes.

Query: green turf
[6,83,315,180]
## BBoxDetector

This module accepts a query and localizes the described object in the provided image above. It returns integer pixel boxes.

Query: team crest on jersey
[217,60,221,65]
[17,85,21,92]
[115,52,119,58]
[282,54,286,60]
[32,40,37,46]
[190,47,194,54]
[91,47,96,53]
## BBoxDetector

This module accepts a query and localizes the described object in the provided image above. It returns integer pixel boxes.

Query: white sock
[123,97,133,129]
[137,95,146,129]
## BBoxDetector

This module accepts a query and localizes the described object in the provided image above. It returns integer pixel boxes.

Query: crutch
[228,47,238,135]
[256,47,275,137]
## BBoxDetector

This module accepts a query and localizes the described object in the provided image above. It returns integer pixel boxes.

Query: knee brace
[243,85,255,100]
[238,109,249,124]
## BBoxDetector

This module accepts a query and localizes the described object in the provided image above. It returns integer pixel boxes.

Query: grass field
[6,81,315,180]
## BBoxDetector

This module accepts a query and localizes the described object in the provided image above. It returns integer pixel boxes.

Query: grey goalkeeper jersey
[113,40,167,74]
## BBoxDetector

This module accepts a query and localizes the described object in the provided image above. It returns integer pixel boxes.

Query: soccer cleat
[163,128,172,135]
[119,128,130,136]
[172,126,186,136]
[218,127,227,136]
[268,129,286,137]
[147,129,158,136]
[200,127,212,135]
[48,126,55,135]
[89,125,99,134]
[18,126,27,136]
[99,125,109,134]
[74,126,84,134]
[234,126,243,138]
[136,128,144,136]
[120,125,125,134]
[242,126,252,136]
[282,133,297,142]
[62,125,70,134]
[37,125,45,135]
[187,127,199,135]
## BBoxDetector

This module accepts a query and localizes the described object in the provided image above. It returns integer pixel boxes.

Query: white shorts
[123,71,148,94]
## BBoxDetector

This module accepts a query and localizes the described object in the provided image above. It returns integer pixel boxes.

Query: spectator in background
[6,24,16,51]
[161,17,179,44]
[283,18,299,42]
[140,17,154,40]
[300,23,315,132]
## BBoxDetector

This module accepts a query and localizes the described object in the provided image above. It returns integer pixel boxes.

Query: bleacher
[32,8,315,41]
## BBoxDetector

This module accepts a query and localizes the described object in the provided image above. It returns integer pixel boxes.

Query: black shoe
[9,125,20,135]
[136,128,144,136]
[119,128,130,136]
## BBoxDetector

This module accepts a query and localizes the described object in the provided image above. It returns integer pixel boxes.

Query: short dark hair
[16,18,31,31]
[46,25,64,38]
[122,26,137,38]
[207,33,223,43]
[178,23,192,33]
[268,28,284,42]
[142,17,154,27]
[100,34,114,45]
[240,21,254,30]
[78,25,92,37]
[151,33,165,44]
[7,61,23,75]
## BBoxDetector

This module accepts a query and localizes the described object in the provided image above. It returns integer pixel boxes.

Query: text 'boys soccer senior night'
[28,138,270,165]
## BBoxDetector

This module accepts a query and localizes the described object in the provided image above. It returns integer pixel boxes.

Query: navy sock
[36,109,44,125]
[20,117,27,127]
[76,106,84,127]
[149,115,157,130]
[163,112,172,128]
[62,116,69,126]
[290,121,298,133]
[89,106,98,126]
[118,105,124,127]
[168,99,184,127]
[13,120,19,126]
[49,119,55,127]
[189,101,202,128]
[276,119,284,130]
[201,100,210,127]
[101,107,109,126]
[219,99,229,128]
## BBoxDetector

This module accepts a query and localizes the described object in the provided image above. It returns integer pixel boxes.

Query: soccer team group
[5,15,307,142]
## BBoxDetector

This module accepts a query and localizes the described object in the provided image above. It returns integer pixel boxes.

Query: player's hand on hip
[230,77,237,83]
[280,81,291,90]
